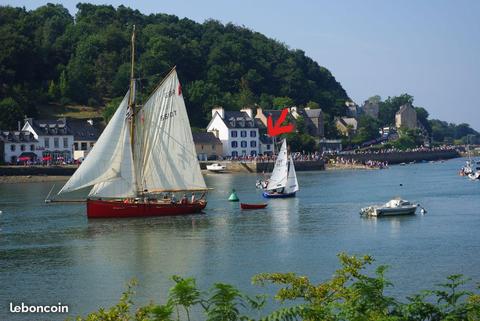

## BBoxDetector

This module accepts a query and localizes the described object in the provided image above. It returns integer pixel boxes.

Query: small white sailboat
[262,139,298,198]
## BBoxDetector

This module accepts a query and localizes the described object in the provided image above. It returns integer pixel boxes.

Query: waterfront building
[207,107,260,157]
[192,132,223,161]
[395,103,417,129]
[257,106,324,138]
[69,119,102,161]
[22,117,74,162]
[0,131,39,164]
[335,117,358,137]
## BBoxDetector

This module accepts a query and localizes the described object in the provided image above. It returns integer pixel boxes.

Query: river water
[1,157,479,320]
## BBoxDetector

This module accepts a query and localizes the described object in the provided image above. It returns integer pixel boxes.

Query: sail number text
[159,110,177,122]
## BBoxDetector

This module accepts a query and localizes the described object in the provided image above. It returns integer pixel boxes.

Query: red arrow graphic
[267,108,295,137]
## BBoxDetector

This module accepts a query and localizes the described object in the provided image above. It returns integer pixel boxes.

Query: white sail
[58,91,135,195]
[88,124,136,198]
[284,156,299,194]
[134,69,206,192]
[266,139,288,191]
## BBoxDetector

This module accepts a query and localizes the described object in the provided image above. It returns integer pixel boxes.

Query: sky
[2,0,480,130]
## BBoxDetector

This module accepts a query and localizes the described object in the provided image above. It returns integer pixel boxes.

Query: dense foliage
[72,253,480,321]
[0,3,349,129]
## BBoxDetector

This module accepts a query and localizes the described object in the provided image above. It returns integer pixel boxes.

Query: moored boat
[206,163,226,173]
[240,203,268,210]
[360,198,419,217]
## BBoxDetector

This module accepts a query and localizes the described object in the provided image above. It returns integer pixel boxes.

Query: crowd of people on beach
[335,145,458,155]
[327,157,388,169]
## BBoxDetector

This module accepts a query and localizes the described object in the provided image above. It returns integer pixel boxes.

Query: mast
[128,25,136,155]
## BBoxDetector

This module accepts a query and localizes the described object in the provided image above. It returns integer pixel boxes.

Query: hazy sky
[2,0,479,130]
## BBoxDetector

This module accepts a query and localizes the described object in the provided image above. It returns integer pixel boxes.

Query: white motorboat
[206,163,226,173]
[360,198,419,217]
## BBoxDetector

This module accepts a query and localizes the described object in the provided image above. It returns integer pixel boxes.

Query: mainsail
[134,69,206,192]
[266,139,288,191]
[58,91,136,197]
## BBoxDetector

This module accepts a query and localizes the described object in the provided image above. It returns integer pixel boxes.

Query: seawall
[200,160,325,173]
[0,166,77,176]
[334,150,460,165]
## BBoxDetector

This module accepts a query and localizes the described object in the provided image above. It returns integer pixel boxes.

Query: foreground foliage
[72,253,480,321]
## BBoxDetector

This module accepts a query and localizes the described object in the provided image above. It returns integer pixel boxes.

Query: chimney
[87,119,93,126]
[255,107,263,119]
[240,107,253,118]
[211,106,224,119]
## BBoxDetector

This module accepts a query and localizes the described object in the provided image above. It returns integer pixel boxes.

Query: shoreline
[0,175,69,184]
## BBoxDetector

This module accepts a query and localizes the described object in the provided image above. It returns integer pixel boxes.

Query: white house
[206,107,260,157]
[0,131,39,164]
[22,117,74,162]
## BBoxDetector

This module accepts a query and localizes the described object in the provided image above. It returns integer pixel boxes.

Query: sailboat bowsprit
[262,139,299,198]
[57,28,208,218]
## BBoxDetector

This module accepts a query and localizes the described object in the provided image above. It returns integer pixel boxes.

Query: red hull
[240,203,268,210]
[87,199,207,218]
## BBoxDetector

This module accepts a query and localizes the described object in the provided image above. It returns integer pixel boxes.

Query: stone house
[192,132,223,161]
[335,117,358,137]
[395,104,417,129]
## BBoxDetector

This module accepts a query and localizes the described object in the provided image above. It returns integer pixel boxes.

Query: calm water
[1,158,479,320]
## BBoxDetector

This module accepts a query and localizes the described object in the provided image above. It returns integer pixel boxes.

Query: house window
[81,142,87,150]
[90,142,94,148]
[63,137,68,148]
[250,131,256,137]
[241,141,247,148]
[44,138,49,148]
[231,141,238,148]
[10,144,16,151]
[212,145,215,150]
[54,138,59,148]
[30,144,35,151]
[241,130,247,137]
[231,130,237,137]
[267,144,271,150]
[231,151,238,157]
[250,141,257,148]
[251,151,257,156]
[242,150,247,156]
[201,145,204,150]
[74,143,78,150]
[20,145,26,151]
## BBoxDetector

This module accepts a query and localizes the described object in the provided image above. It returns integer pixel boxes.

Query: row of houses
[335,101,419,137]
[1,105,331,164]
[0,118,101,164]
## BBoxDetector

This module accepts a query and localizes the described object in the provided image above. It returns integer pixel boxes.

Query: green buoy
[228,189,239,202]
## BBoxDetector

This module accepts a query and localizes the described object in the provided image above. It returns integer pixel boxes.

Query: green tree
[272,96,295,110]
[0,97,24,129]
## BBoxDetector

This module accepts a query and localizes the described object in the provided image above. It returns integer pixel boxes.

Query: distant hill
[0,3,349,129]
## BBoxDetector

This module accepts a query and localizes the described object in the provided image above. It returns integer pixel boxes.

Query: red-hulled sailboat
[56,26,209,218]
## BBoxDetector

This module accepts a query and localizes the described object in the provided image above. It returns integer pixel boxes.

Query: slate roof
[68,119,103,141]
[222,111,257,129]
[28,118,70,136]
[193,132,222,144]
[0,131,38,143]
[304,109,322,118]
